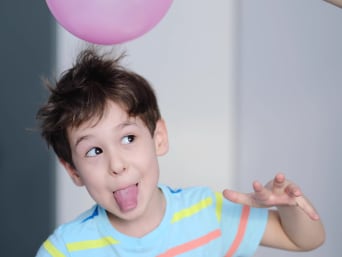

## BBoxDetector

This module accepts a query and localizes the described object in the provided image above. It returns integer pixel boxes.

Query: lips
[113,184,138,212]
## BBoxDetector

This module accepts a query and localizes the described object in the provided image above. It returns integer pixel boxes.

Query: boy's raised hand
[223,173,320,220]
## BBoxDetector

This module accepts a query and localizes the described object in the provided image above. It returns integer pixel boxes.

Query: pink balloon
[45,0,174,45]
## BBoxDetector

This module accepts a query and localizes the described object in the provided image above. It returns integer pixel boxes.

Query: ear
[59,159,84,187]
[154,119,169,156]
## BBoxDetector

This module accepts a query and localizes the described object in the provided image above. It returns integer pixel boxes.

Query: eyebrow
[74,135,92,148]
[73,120,138,148]
[117,120,138,130]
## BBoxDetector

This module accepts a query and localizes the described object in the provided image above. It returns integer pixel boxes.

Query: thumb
[223,189,253,206]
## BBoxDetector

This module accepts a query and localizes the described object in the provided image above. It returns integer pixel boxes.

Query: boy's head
[37,48,161,168]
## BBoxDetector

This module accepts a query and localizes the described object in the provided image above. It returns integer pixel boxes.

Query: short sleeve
[35,228,70,257]
[217,193,268,256]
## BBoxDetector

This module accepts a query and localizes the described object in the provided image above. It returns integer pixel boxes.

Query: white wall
[55,0,238,225]
[237,1,342,256]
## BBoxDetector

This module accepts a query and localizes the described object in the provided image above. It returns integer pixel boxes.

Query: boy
[35,48,325,256]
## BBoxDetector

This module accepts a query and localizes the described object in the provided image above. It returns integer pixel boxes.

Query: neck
[109,187,166,238]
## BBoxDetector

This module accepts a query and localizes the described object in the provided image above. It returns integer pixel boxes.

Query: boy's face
[61,101,168,225]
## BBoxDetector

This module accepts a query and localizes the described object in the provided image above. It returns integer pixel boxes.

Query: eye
[86,147,103,157]
[122,135,135,145]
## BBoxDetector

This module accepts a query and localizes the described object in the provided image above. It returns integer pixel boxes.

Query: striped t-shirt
[36,185,268,257]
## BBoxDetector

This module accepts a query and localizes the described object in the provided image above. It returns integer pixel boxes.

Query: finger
[272,173,286,195]
[285,183,302,198]
[252,180,263,192]
[296,196,320,220]
[222,189,255,206]
[252,181,271,202]
[253,180,293,206]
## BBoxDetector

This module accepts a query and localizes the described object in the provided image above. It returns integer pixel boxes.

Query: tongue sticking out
[113,185,138,212]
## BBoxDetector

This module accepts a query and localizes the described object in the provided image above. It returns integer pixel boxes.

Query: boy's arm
[324,0,342,8]
[223,173,325,251]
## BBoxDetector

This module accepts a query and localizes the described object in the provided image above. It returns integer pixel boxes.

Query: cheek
[75,163,106,189]
[73,156,105,180]
[82,175,108,203]
[142,156,160,181]
[81,174,102,190]
[129,148,159,180]
[136,146,158,168]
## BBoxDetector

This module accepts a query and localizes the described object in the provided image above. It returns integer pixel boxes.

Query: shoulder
[160,184,216,201]
[52,204,102,240]
[36,205,103,256]
[160,184,221,217]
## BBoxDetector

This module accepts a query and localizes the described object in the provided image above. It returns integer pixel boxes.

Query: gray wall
[0,3,55,256]
[237,0,342,256]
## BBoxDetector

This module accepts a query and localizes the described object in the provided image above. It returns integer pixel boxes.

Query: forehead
[68,101,129,132]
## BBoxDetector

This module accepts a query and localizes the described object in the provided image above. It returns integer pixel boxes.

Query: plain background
[237,1,342,256]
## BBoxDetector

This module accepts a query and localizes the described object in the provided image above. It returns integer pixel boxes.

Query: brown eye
[122,135,135,144]
[86,147,103,157]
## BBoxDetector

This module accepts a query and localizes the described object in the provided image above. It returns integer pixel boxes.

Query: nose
[108,150,126,175]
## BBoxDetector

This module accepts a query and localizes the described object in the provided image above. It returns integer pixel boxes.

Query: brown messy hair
[37,48,161,167]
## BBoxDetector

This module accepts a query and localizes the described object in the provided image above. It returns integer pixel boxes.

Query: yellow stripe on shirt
[43,240,66,257]
[215,192,223,222]
[171,197,213,223]
[66,236,119,252]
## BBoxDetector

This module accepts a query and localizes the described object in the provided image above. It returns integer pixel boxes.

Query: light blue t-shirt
[36,185,268,257]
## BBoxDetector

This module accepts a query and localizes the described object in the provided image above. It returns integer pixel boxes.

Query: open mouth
[113,183,139,212]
